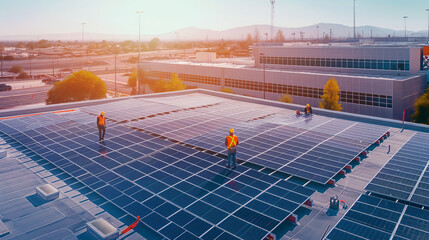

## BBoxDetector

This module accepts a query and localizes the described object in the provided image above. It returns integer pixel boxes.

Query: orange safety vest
[98,115,105,125]
[227,135,238,148]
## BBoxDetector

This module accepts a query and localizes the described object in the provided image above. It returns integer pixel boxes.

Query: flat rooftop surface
[145,59,421,81]
[0,89,427,240]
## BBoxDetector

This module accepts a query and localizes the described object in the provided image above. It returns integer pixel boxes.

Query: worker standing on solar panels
[304,104,313,115]
[225,128,239,169]
[97,111,106,141]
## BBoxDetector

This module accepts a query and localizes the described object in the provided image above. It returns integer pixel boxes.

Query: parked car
[0,84,12,91]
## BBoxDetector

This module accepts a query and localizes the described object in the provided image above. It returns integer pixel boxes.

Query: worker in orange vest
[97,111,106,141]
[304,104,312,115]
[225,128,239,169]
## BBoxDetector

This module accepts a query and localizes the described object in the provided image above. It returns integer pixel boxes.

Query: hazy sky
[1,0,428,35]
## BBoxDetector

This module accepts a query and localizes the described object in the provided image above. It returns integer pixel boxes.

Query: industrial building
[139,44,427,120]
[0,89,428,239]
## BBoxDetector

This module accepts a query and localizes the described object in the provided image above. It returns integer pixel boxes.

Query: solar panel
[184,116,389,184]
[326,194,429,240]
[0,111,315,240]
[365,132,429,207]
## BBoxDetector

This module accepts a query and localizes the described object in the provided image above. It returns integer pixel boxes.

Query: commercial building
[139,44,427,120]
[0,89,428,239]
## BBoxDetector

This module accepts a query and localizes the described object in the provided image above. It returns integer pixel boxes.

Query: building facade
[139,45,427,120]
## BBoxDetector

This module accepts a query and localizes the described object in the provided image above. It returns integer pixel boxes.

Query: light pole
[316,25,319,41]
[261,53,266,99]
[353,0,356,39]
[81,23,86,42]
[426,9,429,43]
[136,11,144,94]
[0,47,3,78]
[114,45,119,97]
[403,16,408,39]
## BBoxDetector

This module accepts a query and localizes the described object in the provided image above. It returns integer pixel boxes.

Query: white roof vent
[36,184,59,201]
[86,218,118,240]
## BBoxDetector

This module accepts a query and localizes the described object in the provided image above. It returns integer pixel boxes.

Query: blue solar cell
[155,202,180,218]
[169,210,195,227]
[184,217,212,237]
[159,223,186,240]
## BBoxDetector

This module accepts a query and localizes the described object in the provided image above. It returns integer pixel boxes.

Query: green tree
[17,72,29,79]
[411,90,429,124]
[148,73,186,93]
[148,38,160,51]
[8,65,22,73]
[276,30,285,42]
[220,88,233,93]
[319,77,342,111]
[46,70,106,104]
[278,94,293,103]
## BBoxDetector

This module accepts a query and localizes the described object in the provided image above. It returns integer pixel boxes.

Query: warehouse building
[139,44,427,120]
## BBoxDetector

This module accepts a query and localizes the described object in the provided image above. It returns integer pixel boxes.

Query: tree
[411,90,429,124]
[148,38,160,51]
[8,65,22,73]
[253,28,260,42]
[220,88,233,94]
[319,77,342,111]
[148,73,186,93]
[276,30,285,42]
[46,71,106,104]
[17,72,29,79]
[246,33,253,43]
[278,94,293,103]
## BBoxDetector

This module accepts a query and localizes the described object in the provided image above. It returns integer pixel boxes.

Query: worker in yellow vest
[97,111,106,141]
[225,128,239,169]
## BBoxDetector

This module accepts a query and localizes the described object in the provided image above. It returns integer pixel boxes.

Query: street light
[136,11,144,94]
[426,9,429,43]
[81,23,86,42]
[114,45,119,97]
[403,16,408,39]
[260,53,266,99]
[353,0,356,39]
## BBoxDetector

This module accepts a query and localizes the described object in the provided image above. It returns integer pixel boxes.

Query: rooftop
[144,59,421,81]
[0,89,428,240]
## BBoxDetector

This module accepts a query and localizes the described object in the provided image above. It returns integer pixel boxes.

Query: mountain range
[0,23,426,41]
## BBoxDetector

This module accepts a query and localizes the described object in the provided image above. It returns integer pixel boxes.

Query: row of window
[260,56,410,71]
[225,78,393,108]
[147,71,393,109]
[147,71,220,85]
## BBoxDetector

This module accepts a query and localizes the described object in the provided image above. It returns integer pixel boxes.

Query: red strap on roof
[119,216,140,236]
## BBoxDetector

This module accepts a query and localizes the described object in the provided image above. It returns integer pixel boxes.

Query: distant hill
[0,23,425,41]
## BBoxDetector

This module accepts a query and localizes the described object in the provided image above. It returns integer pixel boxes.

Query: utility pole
[0,47,3,78]
[329,28,332,41]
[316,25,319,41]
[426,9,429,43]
[353,0,356,39]
[270,0,275,41]
[403,16,408,39]
[265,33,269,42]
[261,53,266,99]
[115,45,119,97]
[136,11,144,94]
[81,23,86,42]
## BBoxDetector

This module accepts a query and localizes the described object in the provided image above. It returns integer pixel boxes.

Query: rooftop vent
[86,218,118,240]
[36,184,59,201]
[0,149,6,159]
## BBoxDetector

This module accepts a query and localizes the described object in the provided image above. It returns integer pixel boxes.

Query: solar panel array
[0,109,315,240]
[365,132,429,207]
[184,116,389,184]
[326,194,429,240]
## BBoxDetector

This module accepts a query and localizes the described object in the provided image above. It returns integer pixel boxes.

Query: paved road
[0,77,133,110]
[0,86,51,110]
